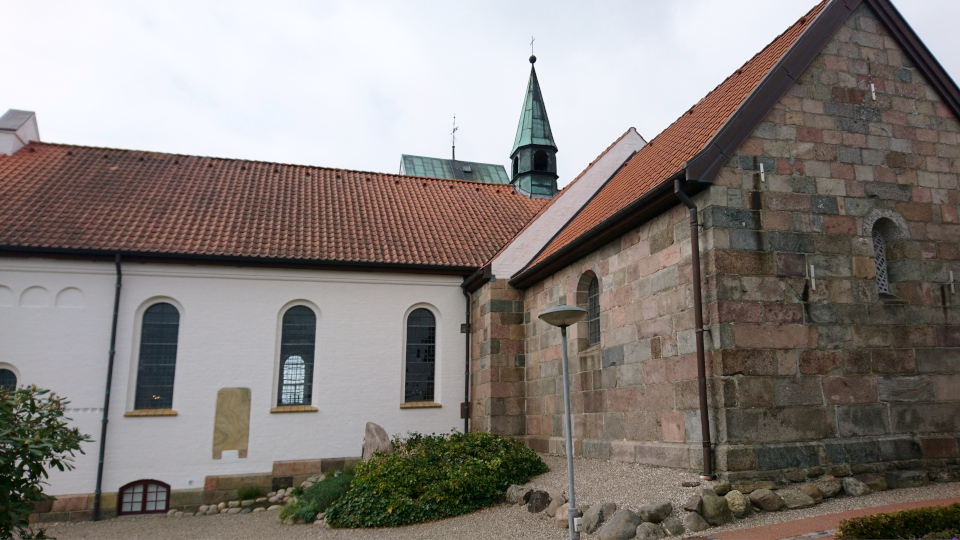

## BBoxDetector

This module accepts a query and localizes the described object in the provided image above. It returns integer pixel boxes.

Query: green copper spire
[510,55,557,157]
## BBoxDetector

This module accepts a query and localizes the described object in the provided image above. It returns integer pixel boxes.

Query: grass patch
[279,474,354,523]
[835,502,960,539]
[325,431,548,528]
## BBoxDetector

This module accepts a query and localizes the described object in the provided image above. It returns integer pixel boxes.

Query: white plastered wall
[0,258,466,495]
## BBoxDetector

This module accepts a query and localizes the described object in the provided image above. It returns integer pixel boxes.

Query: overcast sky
[3,1,959,187]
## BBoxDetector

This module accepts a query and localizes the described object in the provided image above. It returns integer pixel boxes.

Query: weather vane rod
[451,114,458,161]
[531,36,535,55]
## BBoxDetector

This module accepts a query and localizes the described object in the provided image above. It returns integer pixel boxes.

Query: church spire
[510,54,558,199]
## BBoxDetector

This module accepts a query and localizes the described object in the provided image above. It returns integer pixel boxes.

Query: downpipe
[93,254,122,521]
[674,180,715,480]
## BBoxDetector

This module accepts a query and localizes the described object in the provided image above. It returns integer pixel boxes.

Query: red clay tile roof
[527,0,828,270]
[0,143,546,269]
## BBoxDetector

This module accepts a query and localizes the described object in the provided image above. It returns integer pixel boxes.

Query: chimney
[0,109,40,155]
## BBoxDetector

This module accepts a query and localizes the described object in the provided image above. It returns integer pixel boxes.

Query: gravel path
[42,455,960,540]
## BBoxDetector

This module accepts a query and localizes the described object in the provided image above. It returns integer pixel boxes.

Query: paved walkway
[694,496,960,540]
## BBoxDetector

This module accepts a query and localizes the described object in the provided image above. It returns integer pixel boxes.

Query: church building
[1,0,959,523]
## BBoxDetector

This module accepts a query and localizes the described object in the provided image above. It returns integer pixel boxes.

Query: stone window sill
[124,409,178,417]
[400,401,442,409]
[270,405,318,413]
[579,343,601,356]
[879,292,909,305]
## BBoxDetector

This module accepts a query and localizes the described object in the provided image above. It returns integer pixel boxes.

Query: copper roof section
[0,143,546,270]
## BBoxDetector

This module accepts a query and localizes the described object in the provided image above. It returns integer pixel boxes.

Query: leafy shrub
[236,484,263,501]
[325,431,548,528]
[1,386,91,540]
[835,503,960,539]
[279,474,353,523]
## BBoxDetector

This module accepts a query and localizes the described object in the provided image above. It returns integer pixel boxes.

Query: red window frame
[118,479,170,515]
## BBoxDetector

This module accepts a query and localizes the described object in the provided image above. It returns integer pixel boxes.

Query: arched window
[533,150,548,171]
[587,277,600,346]
[0,368,16,391]
[277,306,316,406]
[872,227,890,294]
[118,480,169,515]
[134,303,180,410]
[512,157,519,178]
[405,308,436,402]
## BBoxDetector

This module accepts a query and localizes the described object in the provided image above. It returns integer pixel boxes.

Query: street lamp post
[538,303,587,540]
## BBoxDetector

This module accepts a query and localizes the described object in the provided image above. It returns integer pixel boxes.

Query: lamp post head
[538,304,587,328]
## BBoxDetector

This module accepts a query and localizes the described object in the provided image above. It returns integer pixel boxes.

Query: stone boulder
[748,489,784,512]
[798,484,823,502]
[636,522,666,539]
[583,502,618,534]
[598,509,644,540]
[661,516,684,536]
[527,490,551,513]
[545,492,567,517]
[638,500,672,523]
[555,503,570,529]
[712,480,731,496]
[725,490,750,516]
[683,512,710,533]
[814,475,842,498]
[777,489,816,509]
[884,470,929,489]
[732,480,777,494]
[682,494,702,513]
[841,477,871,497]
[700,494,734,526]
[784,469,807,483]
[362,422,394,461]
[506,484,532,505]
[854,473,888,491]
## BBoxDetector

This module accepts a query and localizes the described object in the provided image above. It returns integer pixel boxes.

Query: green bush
[835,503,960,539]
[236,484,263,501]
[279,474,353,523]
[325,431,548,528]
[1,386,91,540]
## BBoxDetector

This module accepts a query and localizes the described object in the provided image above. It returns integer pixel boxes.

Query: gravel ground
[42,455,960,540]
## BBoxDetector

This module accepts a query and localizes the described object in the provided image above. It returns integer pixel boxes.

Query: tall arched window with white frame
[404,308,436,403]
[277,306,317,406]
[134,303,180,410]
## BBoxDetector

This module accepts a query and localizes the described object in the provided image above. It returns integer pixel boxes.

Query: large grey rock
[700,494,734,526]
[884,470,929,489]
[638,500,672,523]
[362,422,394,460]
[598,509,644,540]
[545,492,567,517]
[712,480,731,496]
[814,475,842,498]
[527,490,551,513]
[683,512,710,533]
[749,489,784,512]
[841,477,871,497]
[661,517,684,536]
[506,484,532,505]
[777,489,816,509]
[732,480,777,494]
[682,494,702,513]
[854,473,888,491]
[583,502,618,534]
[635,522,666,539]
[725,490,750,516]
[797,484,823,502]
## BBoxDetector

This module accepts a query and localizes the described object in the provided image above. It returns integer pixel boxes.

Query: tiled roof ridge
[21,141,524,192]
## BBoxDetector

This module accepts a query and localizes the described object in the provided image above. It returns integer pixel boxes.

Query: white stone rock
[228,501,240,508]
[167,509,177,517]
[266,492,277,498]
[255,497,267,503]
[362,422,395,460]
[217,502,227,511]
[227,508,242,514]
[253,507,265,513]
[267,505,282,511]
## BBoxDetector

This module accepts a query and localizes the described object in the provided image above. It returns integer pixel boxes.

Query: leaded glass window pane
[134,303,179,409]
[405,308,436,402]
[587,277,600,346]
[0,369,16,391]
[277,306,316,406]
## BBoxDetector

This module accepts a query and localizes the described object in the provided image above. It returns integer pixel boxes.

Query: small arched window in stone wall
[118,480,169,515]
[872,225,891,295]
[576,272,601,347]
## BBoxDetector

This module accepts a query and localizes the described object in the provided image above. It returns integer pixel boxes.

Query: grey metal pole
[560,325,579,540]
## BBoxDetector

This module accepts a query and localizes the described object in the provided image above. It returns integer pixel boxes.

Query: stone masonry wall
[704,4,960,480]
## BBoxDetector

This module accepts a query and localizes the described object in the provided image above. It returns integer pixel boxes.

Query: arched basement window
[0,368,16,391]
[405,308,436,402]
[134,303,180,410]
[872,222,891,295]
[118,480,169,515]
[533,150,548,171]
[277,306,317,406]
[587,277,600,346]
